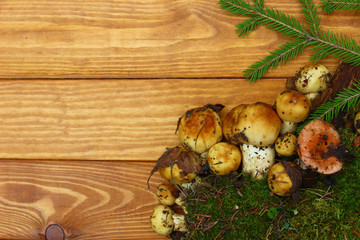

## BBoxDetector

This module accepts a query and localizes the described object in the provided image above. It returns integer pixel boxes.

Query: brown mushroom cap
[177,105,223,154]
[228,102,281,147]
[275,90,311,123]
[297,119,343,174]
[222,104,248,143]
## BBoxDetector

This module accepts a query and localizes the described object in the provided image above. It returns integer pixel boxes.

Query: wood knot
[45,224,65,240]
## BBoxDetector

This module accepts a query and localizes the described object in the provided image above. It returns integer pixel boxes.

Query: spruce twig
[218,0,360,82]
[320,0,360,13]
[297,82,360,133]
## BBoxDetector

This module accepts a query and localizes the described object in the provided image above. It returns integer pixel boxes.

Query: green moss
[184,174,285,239]
[184,128,360,240]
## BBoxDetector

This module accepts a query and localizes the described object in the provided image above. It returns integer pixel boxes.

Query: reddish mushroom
[297,119,343,174]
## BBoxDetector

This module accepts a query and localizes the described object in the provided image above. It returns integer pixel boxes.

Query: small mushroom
[223,103,281,179]
[207,142,242,175]
[148,146,202,187]
[150,205,174,236]
[176,104,224,154]
[274,90,311,134]
[294,64,331,102]
[150,205,188,236]
[268,161,302,201]
[275,133,297,157]
[156,182,179,206]
[354,111,360,134]
[297,119,343,174]
[159,163,198,185]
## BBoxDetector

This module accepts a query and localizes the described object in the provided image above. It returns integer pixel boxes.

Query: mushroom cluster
[148,63,352,237]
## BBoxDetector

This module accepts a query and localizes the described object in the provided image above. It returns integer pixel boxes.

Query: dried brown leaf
[147,146,201,188]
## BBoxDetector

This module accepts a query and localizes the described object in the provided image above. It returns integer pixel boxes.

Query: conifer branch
[300,0,321,37]
[244,38,310,82]
[297,82,360,133]
[218,0,360,82]
[320,0,360,13]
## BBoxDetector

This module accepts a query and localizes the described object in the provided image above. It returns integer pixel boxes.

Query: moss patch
[183,128,360,240]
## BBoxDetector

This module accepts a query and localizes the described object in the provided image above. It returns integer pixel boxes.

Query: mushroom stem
[280,121,297,135]
[175,196,188,214]
[240,143,275,179]
[305,92,319,102]
[173,213,188,232]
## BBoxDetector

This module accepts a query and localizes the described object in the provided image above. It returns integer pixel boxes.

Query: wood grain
[0,78,287,161]
[0,160,166,240]
[1,0,359,239]
[0,0,359,78]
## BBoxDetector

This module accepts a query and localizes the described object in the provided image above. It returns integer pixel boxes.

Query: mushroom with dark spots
[275,90,311,134]
[176,104,224,154]
[207,142,242,175]
[150,205,188,236]
[275,133,297,157]
[223,102,281,179]
[294,64,331,102]
[268,161,302,203]
[147,146,202,187]
[297,120,343,174]
[156,182,180,206]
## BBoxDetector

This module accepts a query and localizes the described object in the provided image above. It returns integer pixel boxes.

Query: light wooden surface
[0,0,359,239]
[0,79,286,160]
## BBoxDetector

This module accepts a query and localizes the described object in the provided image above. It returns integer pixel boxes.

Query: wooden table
[0,0,359,239]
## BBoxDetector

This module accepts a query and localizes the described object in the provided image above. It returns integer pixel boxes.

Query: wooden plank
[0,78,289,161]
[0,160,166,240]
[0,0,359,78]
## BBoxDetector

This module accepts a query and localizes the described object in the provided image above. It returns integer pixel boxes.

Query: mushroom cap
[177,105,223,154]
[268,162,294,197]
[294,64,331,94]
[275,133,297,157]
[222,104,248,143]
[207,142,242,175]
[275,90,311,123]
[150,205,174,236]
[297,119,343,174]
[159,163,197,184]
[156,182,179,206]
[229,102,281,147]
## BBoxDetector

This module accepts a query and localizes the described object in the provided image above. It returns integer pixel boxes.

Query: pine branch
[300,0,321,37]
[311,30,360,65]
[244,38,310,82]
[218,0,360,82]
[235,16,261,37]
[320,0,360,13]
[297,82,360,133]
